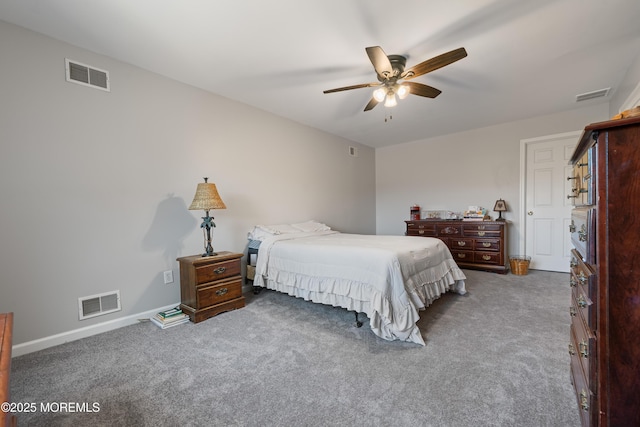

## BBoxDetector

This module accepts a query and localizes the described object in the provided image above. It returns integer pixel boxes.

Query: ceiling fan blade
[402,47,467,80]
[405,82,442,98]
[366,46,393,79]
[323,82,379,94]
[364,97,379,111]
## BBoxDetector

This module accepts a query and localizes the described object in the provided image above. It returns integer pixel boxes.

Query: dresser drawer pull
[570,307,577,317]
[214,267,227,274]
[577,295,587,309]
[570,257,577,268]
[578,225,587,242]
[568,343,576,356]
[482,255,491,261]
[215,287,229,296]
[578,271,587,284]
[457,241,466,246]
[570,277,577,288]
[482,242,491,248]
[457,253,466,259]
[579,340,589,358]
[477,225,485,230]
[419,230,425,235]
[569,221,576,233]
[580,390,589,412]
[477,231,485,237]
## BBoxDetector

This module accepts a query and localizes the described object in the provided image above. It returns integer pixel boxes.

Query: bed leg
[354,312,363,328]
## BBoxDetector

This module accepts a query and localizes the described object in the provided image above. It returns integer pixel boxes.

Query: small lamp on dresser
[493,199,507,221]
[188,177,226,257]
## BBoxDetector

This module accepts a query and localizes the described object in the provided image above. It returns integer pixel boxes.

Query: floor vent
[78,290,121,320]
[576,87,610,102]
[65,58,110,91]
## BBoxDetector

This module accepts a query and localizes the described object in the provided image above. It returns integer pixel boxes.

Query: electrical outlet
[163,270,174,284]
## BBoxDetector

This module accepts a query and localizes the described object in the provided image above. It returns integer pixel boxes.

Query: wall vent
[349,146,359,157]
[78,290,121,320]
[65,58,110,91]
[576,87,610,102]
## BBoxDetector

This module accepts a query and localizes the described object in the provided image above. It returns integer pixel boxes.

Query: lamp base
[201,251,218,257]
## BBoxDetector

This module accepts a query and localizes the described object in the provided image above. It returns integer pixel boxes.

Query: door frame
[518,130,582,259]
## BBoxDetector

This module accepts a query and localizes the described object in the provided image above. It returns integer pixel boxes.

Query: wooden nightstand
[177,252,244,323]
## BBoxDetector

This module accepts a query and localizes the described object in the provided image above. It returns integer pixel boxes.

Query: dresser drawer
[451,250,473,263]
[570,208,595,264]
[474,239,500,252]
[406,221,437,236]
[570,326,596,427]
[474,251,500,264]
[197,277,242,308]
[571,306,596,390]
[437,224,462,237]
[450,238,473,250]
[195,258,241,284]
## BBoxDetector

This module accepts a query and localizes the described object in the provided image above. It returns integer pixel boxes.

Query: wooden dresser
[177,252,244,323]
[568,116,640,426]
[1,313,16,427]
[405,220,507,273]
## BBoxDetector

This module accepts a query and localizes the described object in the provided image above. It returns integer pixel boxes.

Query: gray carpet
[10,269,580,426]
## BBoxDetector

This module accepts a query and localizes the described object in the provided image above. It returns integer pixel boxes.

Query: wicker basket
[510,256,531,275]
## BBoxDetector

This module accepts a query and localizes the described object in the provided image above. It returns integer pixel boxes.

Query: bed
[248,221,466,346]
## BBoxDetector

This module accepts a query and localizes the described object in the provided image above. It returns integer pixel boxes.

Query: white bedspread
[254,231,466,345]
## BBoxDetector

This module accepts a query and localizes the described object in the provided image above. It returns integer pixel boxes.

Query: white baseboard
[12,302,180,357]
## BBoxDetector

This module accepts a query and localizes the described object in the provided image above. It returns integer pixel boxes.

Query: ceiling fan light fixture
[396,84,410,99]
[384,93,397,107]
[373,87,386,102]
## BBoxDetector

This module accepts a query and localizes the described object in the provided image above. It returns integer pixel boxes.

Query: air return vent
[65,58,110,91]
[576,87,610,102]
[78,290,121,320]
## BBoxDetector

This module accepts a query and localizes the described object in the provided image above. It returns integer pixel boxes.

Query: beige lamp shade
[188,179,226,211]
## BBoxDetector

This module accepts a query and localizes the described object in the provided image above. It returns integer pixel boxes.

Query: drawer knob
[419,230,424,234]
[580,390,589,412]
[578,225,587,242]
[570,257,577,268]
[215,287,229,296]
[577,295,587,309]
[458,253,466,259]
[214,267,227,274]
[568,343,576,356]
[477,231,485,237]
[482,242,491,248]
[570,306,577,317]
[569,221,576,233]
[570,277,577,288]
[458,241,466,246]
[578,271,587,284]
[579,340,589,358]
[482,255,491,261]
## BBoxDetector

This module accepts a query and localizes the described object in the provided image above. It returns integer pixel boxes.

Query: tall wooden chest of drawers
[568,116,640,426]
[177,252,244,323]
[405,220,507,273]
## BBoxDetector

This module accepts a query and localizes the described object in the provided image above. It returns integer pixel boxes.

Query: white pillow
[291,220,331,233]
[247,223,302,241]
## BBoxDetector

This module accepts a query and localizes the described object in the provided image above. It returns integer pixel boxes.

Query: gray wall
[0,21,376,346]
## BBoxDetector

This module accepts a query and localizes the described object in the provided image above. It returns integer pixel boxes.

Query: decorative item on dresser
[568,116,640,426]
[405,220,507,273]
[1,313,17,427]
[177,252,244,323]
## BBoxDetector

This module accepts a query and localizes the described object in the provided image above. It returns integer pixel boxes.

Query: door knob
[528,211,533,216]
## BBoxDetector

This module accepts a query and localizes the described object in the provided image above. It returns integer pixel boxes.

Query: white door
[520,131,580,272]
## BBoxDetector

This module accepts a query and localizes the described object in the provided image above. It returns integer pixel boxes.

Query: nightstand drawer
[195,258,241,284]
[197,277,242,308]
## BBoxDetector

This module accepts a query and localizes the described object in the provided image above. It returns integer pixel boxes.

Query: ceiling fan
[323,46,467,111]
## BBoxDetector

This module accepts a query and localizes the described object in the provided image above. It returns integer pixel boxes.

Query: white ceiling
[1,0,639,148]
